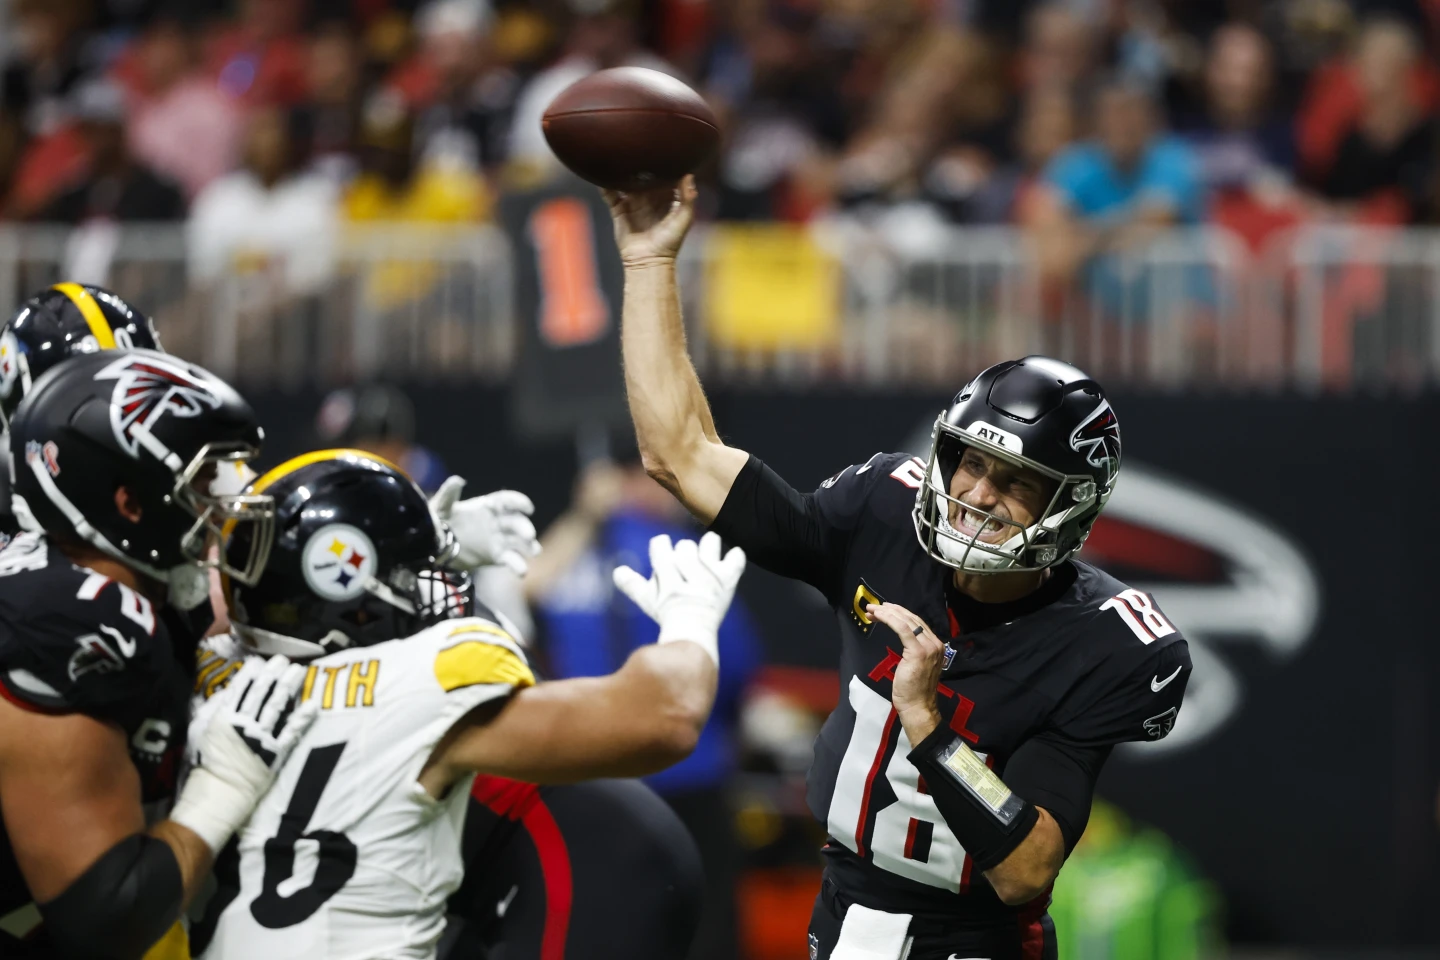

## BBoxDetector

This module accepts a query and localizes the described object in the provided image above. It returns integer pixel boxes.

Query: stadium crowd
[2,0,1438,249]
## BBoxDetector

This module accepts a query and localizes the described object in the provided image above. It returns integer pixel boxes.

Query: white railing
[0,224,514,389]
[0,221,1436,391]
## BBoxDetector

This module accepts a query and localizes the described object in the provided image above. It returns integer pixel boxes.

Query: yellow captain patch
[434,638,534,693]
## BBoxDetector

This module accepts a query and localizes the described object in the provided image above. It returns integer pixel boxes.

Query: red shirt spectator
[202,0,310,106]
[1295,18,1440,184]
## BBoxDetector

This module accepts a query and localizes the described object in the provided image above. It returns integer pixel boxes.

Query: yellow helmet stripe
[247,447,405,495]
[51,283,116,349]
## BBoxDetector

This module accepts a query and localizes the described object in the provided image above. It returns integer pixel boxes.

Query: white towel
[829,903,914,960]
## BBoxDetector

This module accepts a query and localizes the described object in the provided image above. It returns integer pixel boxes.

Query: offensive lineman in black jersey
[0,349,314,959]
[606,178,1192,960]
[0,283,163,544]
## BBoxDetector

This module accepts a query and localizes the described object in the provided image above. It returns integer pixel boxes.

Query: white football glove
[612,532,746,665]
[169,654,318,853]
[431,476,542,576]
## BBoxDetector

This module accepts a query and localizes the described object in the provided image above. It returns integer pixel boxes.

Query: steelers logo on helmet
[0,330,23,402]
[302,523,378,601]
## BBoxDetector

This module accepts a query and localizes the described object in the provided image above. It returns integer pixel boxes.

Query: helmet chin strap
[27,444,218,609]
[27,453,165,577]
[364,575,416,616]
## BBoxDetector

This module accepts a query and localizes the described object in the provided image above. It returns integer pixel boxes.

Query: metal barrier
[0,221,1436,392]
[0,223,514,389]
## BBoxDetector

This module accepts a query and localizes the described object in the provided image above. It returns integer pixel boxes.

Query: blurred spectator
[401,0,520,176]
[707,2,852,220]
[126,19,244,200]
[1027,79,1203,285]
[1019,2,1101,94]
[507,0,676,176]
[1295,14,1440,190]
[1178,24,1295,196]
[203,0,309,106]
[39,79,185,223]
[0,0,102,216]
[1313,18,1437,222]
[291,23,366,184]
[188,107,338,295]
[314,383,449,493]
[955,86,1079,224]
[343,92,488,223]
[525,457,762,960]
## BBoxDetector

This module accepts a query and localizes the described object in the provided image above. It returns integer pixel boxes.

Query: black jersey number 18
[829,679,980,891]
[250,743,358,929]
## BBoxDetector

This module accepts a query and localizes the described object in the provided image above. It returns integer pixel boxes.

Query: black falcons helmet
[10,349,274,590]
[914,356,1121,573]
[226,450,471,660]
[0,284,161,427]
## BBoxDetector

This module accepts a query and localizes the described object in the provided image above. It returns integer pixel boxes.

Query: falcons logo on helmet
[94,355,221,459]
[1069,399,1121,481]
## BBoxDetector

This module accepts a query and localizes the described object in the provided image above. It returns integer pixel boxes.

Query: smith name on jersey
[0,532,199,922]
[711,452,1192,921]
[198,612,534,960]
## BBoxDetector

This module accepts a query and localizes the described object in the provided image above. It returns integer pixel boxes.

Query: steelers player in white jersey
[191,449,744,960]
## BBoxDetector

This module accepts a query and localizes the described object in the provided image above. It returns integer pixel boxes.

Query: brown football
[542,67,720,191]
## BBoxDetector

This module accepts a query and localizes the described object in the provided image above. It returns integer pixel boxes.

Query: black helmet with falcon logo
[914,355,1121,574]
[0,283,161,428]
[9,349,274,606]
[224,450,471,659]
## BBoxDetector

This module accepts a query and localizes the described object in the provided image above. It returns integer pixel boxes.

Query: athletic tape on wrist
[657,623,719,666]
[168,766,257,854]
[908,726,1038,872]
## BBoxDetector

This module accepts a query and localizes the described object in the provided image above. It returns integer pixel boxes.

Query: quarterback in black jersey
[607,178,1192,960]
[0,350,312,959]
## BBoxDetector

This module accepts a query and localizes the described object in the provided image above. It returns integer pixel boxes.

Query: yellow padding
[141,920,190,960]
[435,640,534,693]
[704,226,840,350]
[52,283,116,348]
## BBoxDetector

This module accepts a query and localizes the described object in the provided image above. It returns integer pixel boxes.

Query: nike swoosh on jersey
[855,453,886,475]
[1151,665,1183,692]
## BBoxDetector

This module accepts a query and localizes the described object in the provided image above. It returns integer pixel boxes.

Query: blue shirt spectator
[533,480,762,796]
[1045,135,1205,225]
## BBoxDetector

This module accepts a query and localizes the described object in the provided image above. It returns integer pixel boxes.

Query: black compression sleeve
[1002,735,1112,853]
[908,726,1040,872]
[39,833,183,960]
[708,455,840,597]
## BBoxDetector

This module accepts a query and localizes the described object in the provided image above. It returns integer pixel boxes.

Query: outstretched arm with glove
[423,532,744,791]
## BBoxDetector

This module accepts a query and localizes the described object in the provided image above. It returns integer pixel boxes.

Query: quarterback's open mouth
[951,505,1010,543]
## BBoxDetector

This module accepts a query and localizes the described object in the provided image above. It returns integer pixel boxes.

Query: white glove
[612,532,746,665]
[169,654,318,853]
[431,476,542,576]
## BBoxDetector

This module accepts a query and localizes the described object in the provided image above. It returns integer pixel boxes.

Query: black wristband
[908,725,1040,872]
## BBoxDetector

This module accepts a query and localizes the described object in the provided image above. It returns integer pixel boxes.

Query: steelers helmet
[0,283,161,428]
[914,356,1121,574]
[225,450,471,660]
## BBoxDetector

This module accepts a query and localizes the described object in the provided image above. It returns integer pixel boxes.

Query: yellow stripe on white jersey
[434,623,534,692]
